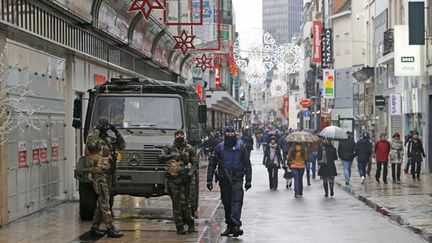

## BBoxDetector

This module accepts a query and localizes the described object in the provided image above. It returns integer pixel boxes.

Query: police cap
[224,126,235,133]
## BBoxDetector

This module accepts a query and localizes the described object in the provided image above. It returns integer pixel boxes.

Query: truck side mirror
[72,98,82,129]
[198,104,207,123]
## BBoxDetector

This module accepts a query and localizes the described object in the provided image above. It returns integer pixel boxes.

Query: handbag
[283,167,293,179]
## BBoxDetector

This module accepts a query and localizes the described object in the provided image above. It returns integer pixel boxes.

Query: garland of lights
[270,79,288,97]
[276,43,304,74]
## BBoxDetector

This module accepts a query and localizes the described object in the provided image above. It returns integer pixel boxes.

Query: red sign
[18,141,27,168]
[40,140,48,163]
[214,65,221,87]
[282,96,289,115]
[52,138,59,161]
[195,85,204,101]
[94,74,106,85]
[299,99,313,108]
[312,20,323,63]
[32,140,40,164]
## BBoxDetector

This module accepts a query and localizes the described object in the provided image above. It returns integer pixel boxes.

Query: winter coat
[337,139,356,161]
[317,144,338,177]
[355,138,373,162]
[287,144,308,169]
[389,140,404,164]
[374,139,391,162]
[242,134,254,151]
[407,139,425,163]
[263,144,283,168]
[278,134,291,154]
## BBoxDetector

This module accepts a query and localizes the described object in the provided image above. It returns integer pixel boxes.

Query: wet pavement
[217,148,426,243]
[334,161,432,242]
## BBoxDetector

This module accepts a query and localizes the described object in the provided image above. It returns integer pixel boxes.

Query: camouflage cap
[174,129,185,136]
[98,116,110,127]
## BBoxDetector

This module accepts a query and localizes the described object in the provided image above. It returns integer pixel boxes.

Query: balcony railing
[383,29,394,55]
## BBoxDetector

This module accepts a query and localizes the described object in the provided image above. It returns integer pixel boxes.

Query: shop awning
[206,91,246,116]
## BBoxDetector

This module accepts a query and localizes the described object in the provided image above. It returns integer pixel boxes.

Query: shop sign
[390,94,401,116]
[195,85,204,101]
[94,74,106,85]
[283,96,289,115]
[394,25,422,76]
[299,99,313,108]
[321,28,333,68]
[18,141,27,168]
[52,138,59,161]
[323,69,335,99]
[312,20,322,63]
[214,65,221,87]
[375,95,386,106]
[32,140,40,164]
[40,139,48,163]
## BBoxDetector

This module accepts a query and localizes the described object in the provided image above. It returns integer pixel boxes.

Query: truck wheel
[190,171,199,217]
[79,182,97,220]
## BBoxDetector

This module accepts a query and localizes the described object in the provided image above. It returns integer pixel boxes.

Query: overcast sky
[232,0,262,34]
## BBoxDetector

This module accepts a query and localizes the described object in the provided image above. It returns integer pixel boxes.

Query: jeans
[306,152,318,178]
[358,160,367,177]
[341,160,353,183]
[391,163,401,181]
[411,161,422,179]
[267,166,279,189]
[292,168,305,195]
[367,157,372,176]
[375,161,388,182]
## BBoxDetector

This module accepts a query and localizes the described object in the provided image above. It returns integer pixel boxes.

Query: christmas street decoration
[276,43,304,74]
[195,53,213,72]
[270,79,288,97]
[173,30,196,55]
[128,0,165,21]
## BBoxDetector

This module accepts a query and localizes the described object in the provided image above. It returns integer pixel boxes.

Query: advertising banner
[312,20,322,63]
[40,139,48,163]
[389,94,401,116]
[323,69,335,99]
[51,138,59,161]
[32,140,40,164]
[18,141,27,168]
[321,28,333,68]
[214,65,221,87]
[394,25,422,76]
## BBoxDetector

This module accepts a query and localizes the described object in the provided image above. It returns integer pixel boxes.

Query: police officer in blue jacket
[207,126,252,237]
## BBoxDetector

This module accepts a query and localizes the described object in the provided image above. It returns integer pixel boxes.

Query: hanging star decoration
[128,0,165,21]
[173,30,196,55]
[195,54,213,72]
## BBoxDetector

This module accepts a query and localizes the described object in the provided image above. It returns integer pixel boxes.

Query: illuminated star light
[128,0,165,21]
[195,54,213,72]
[173,30,196,55]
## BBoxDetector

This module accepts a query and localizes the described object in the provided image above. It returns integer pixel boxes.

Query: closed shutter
[391,116,403,136]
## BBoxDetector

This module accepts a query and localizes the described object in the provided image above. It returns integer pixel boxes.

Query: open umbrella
[285,131,319,143]
[319,126,347,140]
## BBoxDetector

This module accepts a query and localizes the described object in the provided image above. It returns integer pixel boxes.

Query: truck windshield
[92,96,183,130]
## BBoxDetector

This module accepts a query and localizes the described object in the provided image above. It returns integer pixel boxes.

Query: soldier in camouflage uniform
[160,129,199,234]
[86,117,126,238]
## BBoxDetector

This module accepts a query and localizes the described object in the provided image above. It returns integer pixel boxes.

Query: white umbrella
[319,126,347,140]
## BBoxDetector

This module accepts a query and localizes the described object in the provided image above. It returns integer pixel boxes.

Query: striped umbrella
[285,131,319,143]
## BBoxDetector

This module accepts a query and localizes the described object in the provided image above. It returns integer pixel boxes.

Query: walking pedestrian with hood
[287,142,308,198]
[338,131,356,185]
[404,130,414,174]
[318,139,338,198]
[263,136,283,190]
[355,133,373,184]
[374,133,391,184]
[389,133,404,182]
[407,131,426,181]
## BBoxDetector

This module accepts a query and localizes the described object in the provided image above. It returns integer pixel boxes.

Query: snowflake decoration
[233,29,278,73]
[128,0,165,21]
[270,79,288,97]
[173,30,196,55]
[276,43,304,74]
[195,54,213,72]
[245,61,267,85]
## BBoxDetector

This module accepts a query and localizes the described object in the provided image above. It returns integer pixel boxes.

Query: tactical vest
[218,140,243,170]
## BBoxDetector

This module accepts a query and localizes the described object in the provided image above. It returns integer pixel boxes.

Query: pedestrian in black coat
[263,136,283,190]
[338,131,356,185]
[318,140,338,198]
[407,131,426,181]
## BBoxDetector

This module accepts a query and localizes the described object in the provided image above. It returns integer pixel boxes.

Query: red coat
[374,139,391,162]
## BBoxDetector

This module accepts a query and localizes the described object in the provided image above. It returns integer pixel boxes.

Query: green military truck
[72,78,207,220]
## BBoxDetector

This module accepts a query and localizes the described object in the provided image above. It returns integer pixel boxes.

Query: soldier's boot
[323,181,329,197]
[176,226,187,235]
[220,226,233,236]
[232,225,243,237]
[90,227,105,237]
[188,222,196,233]
[329,182,335,197]
[107,227,124,238]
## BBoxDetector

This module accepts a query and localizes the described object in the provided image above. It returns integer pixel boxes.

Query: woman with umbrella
[263,136,283,190]
[285,131,316,197]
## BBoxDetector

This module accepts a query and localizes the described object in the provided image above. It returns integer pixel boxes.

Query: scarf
[269,143,278,162]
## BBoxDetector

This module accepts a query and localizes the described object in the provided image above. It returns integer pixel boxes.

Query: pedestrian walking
[318,139,338,198]
[207,126,252,237]
[279,130,291,162]
[355,133,373,184]
[263,136,283,190]
[260,129,270,149]
[86,117,125,238]
[337,131,356,185]
[404,130,414,174]
[389,133,404,182]
[374,134,391,184]
[407,131,426,181]
[254,129,262,150]
[160,129,198,234]
[306,130,321,185]
[242,128,254,158]
[287,143,308,198]
[367,137,374,177]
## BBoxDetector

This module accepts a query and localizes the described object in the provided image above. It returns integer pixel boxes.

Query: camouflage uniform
[86,128,125,229]
[161,142,198,231]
